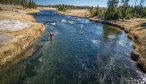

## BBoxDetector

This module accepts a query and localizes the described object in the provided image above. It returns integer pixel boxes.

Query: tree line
[54,0,146,20]
[89,6,106,17]
[56,5,69,12]
[50,4,92,12]
[0,0,37,8]
[102,0,146,20]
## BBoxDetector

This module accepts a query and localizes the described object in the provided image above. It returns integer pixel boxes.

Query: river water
[0,10,146,84]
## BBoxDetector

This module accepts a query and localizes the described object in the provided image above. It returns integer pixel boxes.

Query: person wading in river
[50,32,54,41]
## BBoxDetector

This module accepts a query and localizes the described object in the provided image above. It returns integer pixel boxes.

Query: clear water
[0,10,146,84]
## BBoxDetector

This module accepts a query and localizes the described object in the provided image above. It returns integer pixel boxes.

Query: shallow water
[0,10,146,84]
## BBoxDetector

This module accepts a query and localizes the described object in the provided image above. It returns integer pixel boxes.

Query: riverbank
[0,7,45,68]
[58,9,90,18]
[89,18,146,72]
[56,9,146,72]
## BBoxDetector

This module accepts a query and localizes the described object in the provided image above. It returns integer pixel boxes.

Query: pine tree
[31,0,36,8]
[121,0,132,19]
[105,0,119,19]
[140,0,145,6]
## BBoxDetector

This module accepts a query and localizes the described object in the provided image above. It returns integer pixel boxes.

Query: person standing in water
[50,32,54,41]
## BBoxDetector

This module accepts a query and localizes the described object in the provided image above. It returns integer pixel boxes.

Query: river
[0,10,145,84]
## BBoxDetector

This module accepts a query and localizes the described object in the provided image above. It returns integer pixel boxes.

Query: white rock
[0,19,30,31]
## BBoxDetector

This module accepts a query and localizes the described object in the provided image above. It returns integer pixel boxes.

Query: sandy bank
[37,7,57,11]
[0,8,45,68]
[58,9,90,18]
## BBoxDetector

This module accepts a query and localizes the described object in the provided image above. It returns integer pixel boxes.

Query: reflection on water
[0,10,145,84]
[102,25,121,41]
